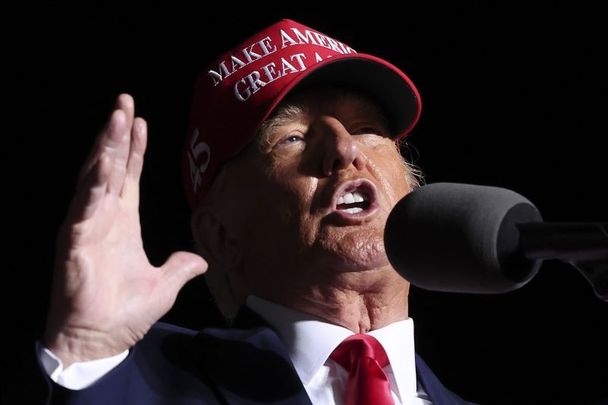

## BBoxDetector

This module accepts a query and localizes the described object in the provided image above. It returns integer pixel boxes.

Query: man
[39,19,475,404]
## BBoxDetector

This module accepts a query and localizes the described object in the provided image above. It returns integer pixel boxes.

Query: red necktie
[330,334,394,405]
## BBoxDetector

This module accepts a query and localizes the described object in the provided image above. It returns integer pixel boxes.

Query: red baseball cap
[182,19,422,207]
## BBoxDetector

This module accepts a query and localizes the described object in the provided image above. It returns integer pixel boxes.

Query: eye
[351,126,385,136]
[280,134,304,145]
[356,127,376,135]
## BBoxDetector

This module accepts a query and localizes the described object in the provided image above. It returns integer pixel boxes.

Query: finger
[115,93,135,119]
[121,117,147,203]
[67,153,112,224]
[106,95,135,195]
[160,252,208,300]
[77,94,134,186]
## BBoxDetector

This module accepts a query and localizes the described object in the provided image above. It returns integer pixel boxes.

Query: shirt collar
[246,295,352,384]
[368,317,418,399]
[246,295,418,397]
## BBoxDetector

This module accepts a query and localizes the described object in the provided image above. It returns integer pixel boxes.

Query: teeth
[343,207,363,214]
[337,191,366,206]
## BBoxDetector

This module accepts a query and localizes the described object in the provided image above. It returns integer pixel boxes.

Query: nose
[319,117,365,176]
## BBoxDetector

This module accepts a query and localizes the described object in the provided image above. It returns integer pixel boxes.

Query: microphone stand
[519,222,608,302]
[571,260,608,302]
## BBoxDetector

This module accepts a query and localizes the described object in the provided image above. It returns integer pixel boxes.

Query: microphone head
[384,183,543,294]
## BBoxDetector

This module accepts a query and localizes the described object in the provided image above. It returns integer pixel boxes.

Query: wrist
[44,327,128,369]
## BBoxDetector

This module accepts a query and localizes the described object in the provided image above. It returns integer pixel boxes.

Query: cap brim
[265,54,422,140]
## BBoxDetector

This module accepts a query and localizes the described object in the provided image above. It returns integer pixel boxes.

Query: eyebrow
[256,104,306,149]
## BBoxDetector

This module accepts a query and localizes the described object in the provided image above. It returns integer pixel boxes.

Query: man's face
[217,87,414,299]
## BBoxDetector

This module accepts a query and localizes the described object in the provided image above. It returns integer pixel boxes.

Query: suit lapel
[197,326,312,404]
[164,309,311,405]
[416,354,477,405]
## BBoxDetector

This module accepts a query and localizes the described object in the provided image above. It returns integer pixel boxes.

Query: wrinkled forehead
[257,85,392,139]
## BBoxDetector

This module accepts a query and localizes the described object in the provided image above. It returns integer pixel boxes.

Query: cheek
[372,151,412,206]
[283,177,320,244]
[256,172,320,243]
[388,162,412,201]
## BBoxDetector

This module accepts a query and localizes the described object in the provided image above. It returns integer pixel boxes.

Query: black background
[6,3,608,404]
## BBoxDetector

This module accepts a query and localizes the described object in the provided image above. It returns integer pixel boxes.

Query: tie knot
[330,333,390,371]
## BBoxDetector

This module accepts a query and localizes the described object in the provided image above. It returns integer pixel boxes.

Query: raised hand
[44,94,207,367]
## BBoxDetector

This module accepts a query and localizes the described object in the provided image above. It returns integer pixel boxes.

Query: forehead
[273,86,389,122]
[253,86,391,148]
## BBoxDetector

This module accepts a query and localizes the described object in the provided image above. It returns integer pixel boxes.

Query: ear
[191,207,249,307]
[191,208,240,270]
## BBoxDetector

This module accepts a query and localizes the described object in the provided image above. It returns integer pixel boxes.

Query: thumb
[160,251,208,293]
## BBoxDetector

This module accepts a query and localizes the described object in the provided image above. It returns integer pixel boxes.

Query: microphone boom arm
[518,222,608,302]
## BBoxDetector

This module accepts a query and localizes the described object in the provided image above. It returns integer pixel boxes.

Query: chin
[317,230,391,271]
[337,255,391,272]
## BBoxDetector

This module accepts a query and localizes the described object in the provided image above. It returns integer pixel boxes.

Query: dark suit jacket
[38,320,476,404]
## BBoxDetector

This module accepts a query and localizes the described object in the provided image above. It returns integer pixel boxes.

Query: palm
[45,94,207,365]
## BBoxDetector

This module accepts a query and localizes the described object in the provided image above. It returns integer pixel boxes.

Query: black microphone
[384,183,608,301]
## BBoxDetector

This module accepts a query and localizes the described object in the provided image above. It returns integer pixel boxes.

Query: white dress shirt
[40,296,431,404]
[247,296,430,405]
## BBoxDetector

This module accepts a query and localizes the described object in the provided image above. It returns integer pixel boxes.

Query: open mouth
[331,179,379,220]
[336,190,371,214]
